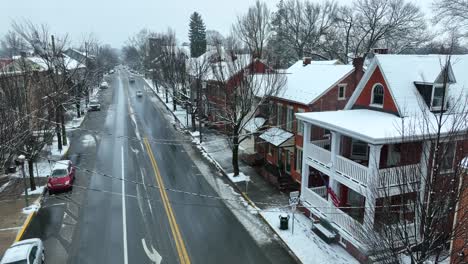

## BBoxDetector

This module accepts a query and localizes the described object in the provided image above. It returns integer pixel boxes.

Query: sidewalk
[143,78,360,264]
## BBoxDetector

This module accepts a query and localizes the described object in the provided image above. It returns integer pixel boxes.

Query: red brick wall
[354,66,399,114]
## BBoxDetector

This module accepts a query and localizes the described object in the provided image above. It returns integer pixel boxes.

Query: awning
[259,127,294,147]
[243,117,267,133]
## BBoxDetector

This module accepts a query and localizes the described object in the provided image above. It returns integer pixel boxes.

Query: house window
[431,84,445,111]
[440,142,456,172]
[296,148,303,173]
[338,84,346,100]
[351,139,368,160]
[268,144,272,156]
[387,144,401,167]
[286,107,294,131]
[277,104,283,126]
[370,84,384,106]
[297,109,305,135]
[285,150,291,173]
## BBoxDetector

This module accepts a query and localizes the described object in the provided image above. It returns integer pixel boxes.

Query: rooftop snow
[287,59,341,73]
[296,109,468,144]
[259,127,294,147]
[242,117,266,133]
[276,64,354,105]
[348,54,468,117]
[53,160,71,170]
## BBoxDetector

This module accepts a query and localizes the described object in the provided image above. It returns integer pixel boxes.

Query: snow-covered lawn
[22,186,45,196]
[260,208,359,264]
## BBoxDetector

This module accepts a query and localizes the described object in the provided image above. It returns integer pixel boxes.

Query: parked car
[0,238,45,264]
[129,77,135,83]
[88,99,101,111]
[100,81,109,89]
[47,160,75,195]
[136,90,143,97]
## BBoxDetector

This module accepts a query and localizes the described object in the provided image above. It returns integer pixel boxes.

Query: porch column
[329,131,341,196]
[364,144,383,228]
[300,123,311,195]
[416,140,431,235]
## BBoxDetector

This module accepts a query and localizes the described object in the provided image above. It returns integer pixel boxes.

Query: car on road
[129,77,135,83]
[0,238,45,264]
[136,90,143,97]
[47,160,75,195]
[100,81,109,89]
[88,99,101,111]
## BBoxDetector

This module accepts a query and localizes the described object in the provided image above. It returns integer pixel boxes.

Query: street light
[16,155,29,207]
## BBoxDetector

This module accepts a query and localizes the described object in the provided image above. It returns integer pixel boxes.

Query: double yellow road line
[143,138,191,264]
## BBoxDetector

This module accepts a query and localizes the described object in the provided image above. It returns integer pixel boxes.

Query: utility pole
[51,35,63,151]
[17,155,29,207]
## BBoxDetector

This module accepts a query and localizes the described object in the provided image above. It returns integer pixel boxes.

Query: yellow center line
[143,138,191,264]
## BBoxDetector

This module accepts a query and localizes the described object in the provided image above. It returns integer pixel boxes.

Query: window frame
[351,139,368,160]
[295,147,303,173]
[338,84,347,100]
[440,141,456,172]
[430,84,446,111]
[276,103,283,126]
[370,83,385,107]
[286,106,294,132]
[297,108,305,135]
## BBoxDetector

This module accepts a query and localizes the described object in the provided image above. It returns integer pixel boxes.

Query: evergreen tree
[189,12,207,58]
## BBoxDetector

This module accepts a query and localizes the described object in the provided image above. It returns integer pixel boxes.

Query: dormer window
[415,82,448,112]
[370,84,384,107]
[431,84,445,111]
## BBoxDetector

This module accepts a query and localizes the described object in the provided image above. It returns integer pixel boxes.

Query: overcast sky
[1,0,432,49]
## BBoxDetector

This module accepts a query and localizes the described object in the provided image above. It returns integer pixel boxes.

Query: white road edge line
[121,146,129,264]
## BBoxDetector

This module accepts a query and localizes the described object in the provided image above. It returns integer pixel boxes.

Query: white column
[416,140,431,236]
[329,132,341,196]
[301,123,311,196]
[364,144,383,228]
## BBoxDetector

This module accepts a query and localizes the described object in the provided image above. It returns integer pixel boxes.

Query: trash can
[279,214,290,230]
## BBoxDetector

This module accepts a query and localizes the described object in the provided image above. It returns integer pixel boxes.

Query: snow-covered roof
[242,117,266,133]
[53,160,71,170]
[296,109,468,144]
[346,54,468,117]
[287,59,341,73]
[276,64,354,105]
[25,54,86,71]
[259,127,294,147]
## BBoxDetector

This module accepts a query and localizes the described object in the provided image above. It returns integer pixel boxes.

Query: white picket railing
[302,187,363,239]
[311,139,330,148]
[307,143,332,167]
[335,155,369,186]
[378,164,420,187]
[310,186,327,197]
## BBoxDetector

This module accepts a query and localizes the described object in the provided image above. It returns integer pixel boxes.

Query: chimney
[303,57,312,66]
[353,57,364,86]
[373,48,388,54]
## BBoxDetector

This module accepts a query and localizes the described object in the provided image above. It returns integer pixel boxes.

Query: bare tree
[433,0,468,36]
[210,53,286,176]
[272,0,337,60]
[233,0,271,58]
[359,55,468,264]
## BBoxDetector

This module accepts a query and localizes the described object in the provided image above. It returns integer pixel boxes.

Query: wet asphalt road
[23,68,296,264]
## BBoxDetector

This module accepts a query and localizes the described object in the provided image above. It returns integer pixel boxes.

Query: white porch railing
[378,164,420,187]
[335,155,368,186]
[311,139,330,148]
[302,187,363,239]
[310,186,327,197]
[307,143,332,167]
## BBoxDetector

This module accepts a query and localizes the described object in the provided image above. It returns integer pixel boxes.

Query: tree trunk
[61,111,67,146]
[56,108,62,151]
[173,98,177,111]
[191,111,196,132]
[76,102,81,118]
[28,159,36,191]
[165,88,169,103]
[232,134,240,176]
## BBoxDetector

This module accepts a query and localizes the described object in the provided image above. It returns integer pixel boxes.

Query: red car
[47,160,75,195]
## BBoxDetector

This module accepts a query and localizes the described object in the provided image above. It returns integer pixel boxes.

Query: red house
[255,58,364,191]
[297,54,468,262]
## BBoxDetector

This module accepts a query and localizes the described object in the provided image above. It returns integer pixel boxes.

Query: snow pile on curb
[227,172,250,183]
[22,204,40,215]
[260,208,359,264]
[22,186,45,196]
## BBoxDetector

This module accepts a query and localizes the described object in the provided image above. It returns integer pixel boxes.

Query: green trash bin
[279,214,290,230]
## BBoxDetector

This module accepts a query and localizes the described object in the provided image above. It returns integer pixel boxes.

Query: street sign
[289,191,300,206]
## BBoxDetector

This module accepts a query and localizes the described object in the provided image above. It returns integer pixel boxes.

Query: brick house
[451,157,467,263]
[255,58,364,191]
[296,54,468,261]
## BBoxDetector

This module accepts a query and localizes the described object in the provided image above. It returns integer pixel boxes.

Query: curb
[146,77,302,264]
[14,210,36,242]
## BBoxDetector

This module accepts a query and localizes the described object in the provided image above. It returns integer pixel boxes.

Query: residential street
[21,68,296,264]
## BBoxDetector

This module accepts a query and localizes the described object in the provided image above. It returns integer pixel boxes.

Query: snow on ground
[260,208,359,264]
[227,172,250,183]
[0,181,10,192]
[22,186,45,196]
[22,204,40,214]
[9,159,54,179]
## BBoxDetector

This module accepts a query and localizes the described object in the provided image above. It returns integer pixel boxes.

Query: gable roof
[346,54,468,117]
[275,63,354,105]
